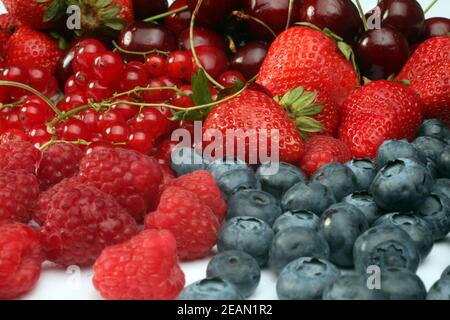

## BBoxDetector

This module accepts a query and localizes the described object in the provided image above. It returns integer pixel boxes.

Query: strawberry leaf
[216,80,245,101]
[96,0,113,8]
[43,0,66,22]
[104,19,127,31]
[191,69,213,106]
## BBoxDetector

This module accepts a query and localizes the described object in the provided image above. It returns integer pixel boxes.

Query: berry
[206,157,252,181]
[272,210,320,235]
[230,41,269,80]
[93,229,185,300]
[417,119,450,141]
[379,267,426,300]
[438,146,450,178]
[376,139,426,170]
[1,129,29,144]
[133,0,168,20]
[424,18,450,39]
[165,0,192,35]
[93,51,125,85]
[416,192,450,241]
[144,54,167,77]
[110,99,139,121]
[103,123,130,144]
[18,97,49,128]
[86,80,114,101]
[60,119,91,142]
[433,179,450,203]
[322,274,387,300]
[311,162,358,201]
[178,27,226,52]
[73,39,106,73]
[412,136,447,162]
[98,110,125,132]
[342,192,381,225]
[118,65,149,92]
[193,46,229,79]
[127,130,154,155]
[427,277,450,300]
[0,141,40,174]
[167,50,193,80]
[27,66,52,92]
[344,159,376,192]
[131,108,170,138]
[216,168,261,200]
[187,0,241,30]
[178,278,243,300]
[218,70,246,88]
[170,147,207,176]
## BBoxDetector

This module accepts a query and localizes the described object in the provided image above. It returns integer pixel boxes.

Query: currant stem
[355,0,369,32]
[39,139,90,152]
[424,0,439,14]
[232,11,277,38]
[143,5,189,22]
[112,40,169,57]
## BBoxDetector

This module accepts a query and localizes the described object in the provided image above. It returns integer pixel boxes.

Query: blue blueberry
[426,158,440,179]
[281,181,336,216]
[272,210,320,234]
[216,168,260,200]
[342,192,382,225]
[412,136,447,162]
[370,158,433,212]
[268,226,330,273]
[277,257,340,300]
[322,274,387,300]
[217,217,273,267]
[178,278,243,300]
[373,213,434,260]
[207,157,251,180]
[206,250,261,298]
[311,163,358,201]
[170,147,207,176]
[376,139,426,169]
[437,146,450,178]
[380,267,427,300]
[417,119,450,141]
[442,265,450,278]
[344,158,376,191]
[256,162,307,199]
[353,225,420,273]
[319,203,369,267]
[226,189,282,226]
[427,277,450,300]
[416,192,450,241]
[433,179,450,199]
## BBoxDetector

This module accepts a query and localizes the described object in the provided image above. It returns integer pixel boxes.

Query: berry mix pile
[0,0,449,300]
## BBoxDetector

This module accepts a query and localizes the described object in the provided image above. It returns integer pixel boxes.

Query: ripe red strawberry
[299,135,352,177]
[2,0,58,29]
[93,229,185,300]
[0,141,41,174]
[0,13,21,33]
[7,27,63,72]
[338,81,423,159]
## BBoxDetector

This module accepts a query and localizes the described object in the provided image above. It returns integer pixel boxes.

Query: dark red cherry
[218,70,246,88]
[424,17,450,40]
[243,0,303,41]
[178,27,226,52]
[133,0,168,20]
[355,26,410,80]
[193,46,229,79]
[230,41,268,80]
[187,0,241,30]
[55,37,87,86]
[300,0,362,43]
[165,0,192,36]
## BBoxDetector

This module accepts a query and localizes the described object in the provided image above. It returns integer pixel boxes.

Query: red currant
[85,140,113,156]
[19,97,49,127]
[145,54,168,77]
[1,129,29,144]
[28,126,52,148]
[128,130,154,154]
[218,70,246,88]
[98,110,125,132]
[172,85,194,108]
[1,65,28,97]
[111,98,140,120]
[119,65,149,92]
[103,122,130,143]
[130,108,169,138]
[27,67,51,92]
[142,78,170,103]
[80,109,100,133]
[5,111,22,129]
[61,119,90,141]
[73,39,106,73]
[57,93,88,112]
[167,50,193,80]
[64,75,82,94]
[74,71,90,89]
[93,51,125,85]
[153,138,180,166]
[86,80,114,101]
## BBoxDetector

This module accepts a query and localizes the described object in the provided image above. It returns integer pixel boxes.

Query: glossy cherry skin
[55,37,87,86]
[187,0,241,30]
[178,27,226,52]
[300,0,362,43]
[165,0,192,36]
[218,70,246,88]
[424,17,450,39]
[230,41,268,80]
[193,46,229,79]
[243,0,303,41]
[133,0,168,20]
[355,26,410,80]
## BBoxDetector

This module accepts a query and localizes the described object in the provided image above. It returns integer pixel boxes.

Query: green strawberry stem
[143,5,189,22]
[424,0,439,14]
[232,11,277,38]
[355,0,369,31]
[112,40,170,57]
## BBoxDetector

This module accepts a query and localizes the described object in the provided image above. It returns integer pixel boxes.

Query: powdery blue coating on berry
[322,274,387,300]
[342,192,381,225]
[376,139,426,170]
[427,277,450,300]
[207,157,251,181]
[416,192,450,241]
[417,119,450,141]
[412,136,447,162]
[170,147,208,176]
[311,162,358,201]
[379,267,426,300]
[345,158,376,191]
[178,278,244,300]
[437,146,450,178]
[272,210,320,234]
[216,169,261,200]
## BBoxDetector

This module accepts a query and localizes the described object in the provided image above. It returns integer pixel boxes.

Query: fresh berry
[412,136,447,162]
[206,157,252,181]
[342,192,381,226]
[376,139,426,170]
[193,46,229,79]
[438,146,450,178]
[427,277,450,300]
[322,274,387,300]
[170,147,207,176]
[379,267,426,300]
[272,210,320,235]
[0,141,41,174]
[416,192,450,241]
[344,159,376,192]
[187,0,241,30]
[216,168,261,200]
[417,119,450,141]
[218,70,246,88]
[311,162,357,201]
[2,0,57,29]
[424,17,450,39]
[133,0,168,20]
[165,0,192,36]
[145,54,168,77]
[93,51,125,85]
[230,41,268,80]
[178,27,226,52]
[178,278,243,300]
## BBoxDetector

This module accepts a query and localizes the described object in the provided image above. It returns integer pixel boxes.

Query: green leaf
[96,0,113,8]
[279,86,304,107]
[191,69,213,106]
[99,7,121,20]
[295,116,324,133]
[216,80,245,101]
[104,19,127,31]
[295,103,324,117]
[43,0,66,22]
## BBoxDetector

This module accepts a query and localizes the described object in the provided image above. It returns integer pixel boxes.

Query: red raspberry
[299,135,352,177]
[40,180,137,267]
[0,141,41,174]
[37,142,83,191]
[79,148,163,221]
[0,170,39,225]
[0,223,43,299]
[165,170,227,221]
[145,186,220,260]
[93,229,185,300]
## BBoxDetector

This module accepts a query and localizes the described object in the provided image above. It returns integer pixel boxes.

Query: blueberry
[207,157,251,180]
[272,210,320,234]
[256,162,307,199]
[322,274,387,300]
[416,192,450,241]
[437,146,450,178]
[170,147,207,176]
[206,250,261,298]
[268,226,330,273]
[370,158,433,212]
[380,267,427,300]
[344,158,376,191]
[311,163,357,201]
[433,179,450,199]
[216,168,260,200]
[218,217,273,267]
[417,119,450,141]
[376,139,426,169]
[373,213,434,260]
[320,203,369,267]
[277,257,340,300]
[412,136,447,162]
[426,158,440,179]
[226,189,282,226]
[353,225,420,273]
[342,192,382,225]
[281,181,336,216]
[427,277,450,300]
[178,278,243,300]
[441,265,450,278]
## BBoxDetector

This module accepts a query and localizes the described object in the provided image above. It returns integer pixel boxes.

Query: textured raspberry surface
[0,141,41,174]
[40,180,137,267]
[93,229,185,300]
[0,223,42,299]
[145,186,220,260]
[165,170,227,221]
[79,147,163,221]
[37,142,83,191]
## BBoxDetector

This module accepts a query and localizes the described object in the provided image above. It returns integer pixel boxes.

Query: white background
[0,0,449,300]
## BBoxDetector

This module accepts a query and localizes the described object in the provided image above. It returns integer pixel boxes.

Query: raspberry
[79,147,163,221]
[165,170,227,221]
[0,223,43,299]
[37,142,83,191]
[40,180,137,267]
[93,229,185,300]
[0,170,39,225]
[145,186,220,260]
[0,141,41,174]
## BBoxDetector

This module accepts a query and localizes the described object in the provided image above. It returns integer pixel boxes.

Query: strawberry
[2,0,60,29]
[338,81,423,159]
[0,13,21,33]
[6,27,63,72]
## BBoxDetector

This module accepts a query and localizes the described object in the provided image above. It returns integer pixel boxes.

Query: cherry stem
[232,11,277,38]
[0,80,62,116]
[112,40,169,57]
[285,0,295,30]
[143,5,189,22]
[355,0,368,32]
[424,0,439,14]
[189,0,225,90]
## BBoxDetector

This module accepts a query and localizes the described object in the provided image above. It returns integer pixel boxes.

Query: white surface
[1,0,449,300]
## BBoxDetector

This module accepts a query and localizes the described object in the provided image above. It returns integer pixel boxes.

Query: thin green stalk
[112,40,169,57]
[143,5,189,22]
[424,0,439,14]
[355,0,368,31]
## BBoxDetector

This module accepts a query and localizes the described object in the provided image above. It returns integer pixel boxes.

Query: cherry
[60,119,90,141]
[131,108,169,138]
[73,39,106,73]
[187,0,241,30]
[57,93,88,112]
[230,41,268,80]
[424,18,450,39]
[218,70,246,88]
[98,110,125,132]
[133,0,168,20]
[300,0,362,43]
[27,67,52,92]
[80,109,99,133]
[103,122,130,144]
[93,51,125,85]
[243,0,303,41]
[1,129,29,144]
[355,26,410,80]
[193,46,229,79]
[145,54,168,77]
[178,27,226,52]
[119,65,150,92]
[165,0,192,36]
[167,50,193,80]
[111,99,140,121]
[28,126,52,148]
[86,80,114,102]
[128,130,154,154]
